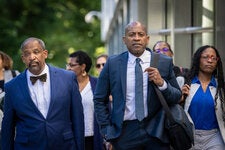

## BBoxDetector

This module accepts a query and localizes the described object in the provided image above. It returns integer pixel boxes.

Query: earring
[82,71,87,76]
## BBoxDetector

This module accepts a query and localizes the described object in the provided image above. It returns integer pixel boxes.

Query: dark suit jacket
[94,51,181,143]
[1,65,84,150]
[89,76,103,150]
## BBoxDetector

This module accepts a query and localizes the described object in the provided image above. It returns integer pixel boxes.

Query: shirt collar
[27,64,49,77]
[128,49,151,64]
[192,75,217,87]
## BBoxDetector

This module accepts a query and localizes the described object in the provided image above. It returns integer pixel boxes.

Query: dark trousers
[85,136,94,150]
[111,119,170,150]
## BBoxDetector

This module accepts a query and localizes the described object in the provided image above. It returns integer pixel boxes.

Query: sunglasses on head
[96,63,105,68]
[154,48,170,53]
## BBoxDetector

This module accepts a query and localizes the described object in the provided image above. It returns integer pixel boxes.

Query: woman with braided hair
[181,45,225,149]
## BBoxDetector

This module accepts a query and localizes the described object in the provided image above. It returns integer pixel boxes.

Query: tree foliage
[0,0,103,75]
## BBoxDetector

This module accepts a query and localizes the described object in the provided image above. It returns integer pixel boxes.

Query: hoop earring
[82,70,87,77]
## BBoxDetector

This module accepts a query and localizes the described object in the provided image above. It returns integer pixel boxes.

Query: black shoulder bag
[151,53,194,150]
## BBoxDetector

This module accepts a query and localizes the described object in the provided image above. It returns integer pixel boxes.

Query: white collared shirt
[124,50,151,121]
[27,64,51,118]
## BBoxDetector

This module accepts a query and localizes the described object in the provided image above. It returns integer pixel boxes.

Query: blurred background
[1,0,225,77]
[100,0,225,71]
[0,0,104,75]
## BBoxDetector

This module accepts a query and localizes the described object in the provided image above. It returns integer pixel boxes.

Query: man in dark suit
[94,21,182,149]
[1,37,84,150]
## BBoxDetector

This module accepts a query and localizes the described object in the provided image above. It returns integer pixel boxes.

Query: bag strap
[151,53,160,68]
[11,70,16,78]
[151,53,176,124]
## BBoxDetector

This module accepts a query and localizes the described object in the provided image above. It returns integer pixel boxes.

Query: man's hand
[145,67,164,86]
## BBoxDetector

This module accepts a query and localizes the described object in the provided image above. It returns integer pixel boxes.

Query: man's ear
[21,55,25,63]
[122,36,126,44]
[43,50,48,59]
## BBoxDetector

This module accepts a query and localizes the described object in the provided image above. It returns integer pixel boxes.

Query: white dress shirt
[27,64,51,118]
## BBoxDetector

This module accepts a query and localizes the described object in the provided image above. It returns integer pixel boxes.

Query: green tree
[0,0,103,75]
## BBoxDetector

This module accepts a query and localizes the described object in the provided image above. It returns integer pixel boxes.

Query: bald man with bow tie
[1,37,84,150]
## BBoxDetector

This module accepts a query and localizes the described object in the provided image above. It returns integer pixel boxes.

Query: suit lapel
[119,52,128,100]
[18,70,43,116]
[47,66,57,117]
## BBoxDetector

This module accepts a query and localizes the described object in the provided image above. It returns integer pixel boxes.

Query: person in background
[181,45,225,149]
[1,37,84,150]
[0,51,20,150]
[66,50,104,150]
[153,41,189,88]
[0,51,20,92]
[0,51,20,110]
[94,21,181,149]
[96,54,108,76]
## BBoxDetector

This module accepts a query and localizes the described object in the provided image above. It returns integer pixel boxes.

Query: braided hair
[186,45,225,127]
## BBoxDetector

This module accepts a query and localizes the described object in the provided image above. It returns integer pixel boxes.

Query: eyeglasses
[201,55,219,62]
[154,48,170,53]
[66,63,79,68]
[96,63,105,69]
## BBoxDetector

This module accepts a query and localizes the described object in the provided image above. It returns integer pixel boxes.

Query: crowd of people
[0,21,225,150]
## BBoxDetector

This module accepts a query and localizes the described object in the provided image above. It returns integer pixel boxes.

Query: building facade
[100,0,225,68]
